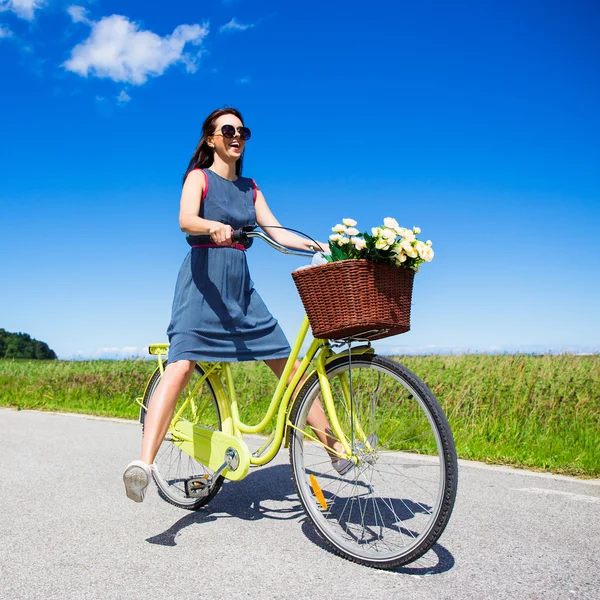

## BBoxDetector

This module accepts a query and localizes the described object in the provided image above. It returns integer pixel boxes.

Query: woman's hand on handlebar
[209,222,234,246]
[308,240,329,253]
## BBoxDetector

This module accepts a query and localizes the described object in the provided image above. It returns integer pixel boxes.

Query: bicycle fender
[328,345,375,361]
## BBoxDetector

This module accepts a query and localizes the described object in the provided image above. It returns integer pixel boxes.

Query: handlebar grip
[232,228,246,243]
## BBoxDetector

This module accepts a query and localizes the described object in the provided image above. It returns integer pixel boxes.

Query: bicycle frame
[146,314,375,481]
[139,230,458,568]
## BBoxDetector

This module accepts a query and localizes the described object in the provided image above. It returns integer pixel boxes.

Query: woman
[123,108,347,503]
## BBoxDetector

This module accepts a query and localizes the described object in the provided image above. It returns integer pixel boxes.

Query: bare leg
[140,360,196,464]
[264,357,344,458]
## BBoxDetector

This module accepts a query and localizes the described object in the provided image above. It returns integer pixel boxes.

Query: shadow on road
[146,463,455,575]
[146,463,302,547]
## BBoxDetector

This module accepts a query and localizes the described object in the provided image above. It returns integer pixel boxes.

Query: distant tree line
[0,329,57,360]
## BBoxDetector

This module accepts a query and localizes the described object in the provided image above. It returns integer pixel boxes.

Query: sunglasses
[214,124,252,141]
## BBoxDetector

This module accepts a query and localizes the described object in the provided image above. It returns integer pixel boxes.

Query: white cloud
[219,17,254,33]
[67,4,92,25]
[236,76,249,85]
[86,346,146,359]
[116,89,130,103]
[64,13,209,85]
[372,342,600,356]
[374,343,476,356]
[0,23,14,37]
[0,0,45,21]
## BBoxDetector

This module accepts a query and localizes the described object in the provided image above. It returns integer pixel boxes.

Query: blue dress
[166,168,292,363]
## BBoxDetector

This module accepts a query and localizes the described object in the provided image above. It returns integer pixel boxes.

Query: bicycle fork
[314,346,373,462]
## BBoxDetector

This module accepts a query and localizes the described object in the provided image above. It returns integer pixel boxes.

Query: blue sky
[1,0,599,359]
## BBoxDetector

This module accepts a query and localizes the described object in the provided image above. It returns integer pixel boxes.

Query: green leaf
[329,243,346,262]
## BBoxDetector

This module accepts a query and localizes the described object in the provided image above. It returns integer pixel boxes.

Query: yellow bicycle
[138,229,457,569]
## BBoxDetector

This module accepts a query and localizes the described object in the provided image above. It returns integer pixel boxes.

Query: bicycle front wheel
[141,363,224,510]
[289,354,457,569]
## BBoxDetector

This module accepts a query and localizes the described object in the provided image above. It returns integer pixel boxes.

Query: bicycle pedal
[185,475,211,498]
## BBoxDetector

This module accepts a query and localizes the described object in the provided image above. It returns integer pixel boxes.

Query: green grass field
[1,354,598,477]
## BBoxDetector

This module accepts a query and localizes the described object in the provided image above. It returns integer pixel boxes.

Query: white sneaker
[123,460,152,503]
[332,458,354,476]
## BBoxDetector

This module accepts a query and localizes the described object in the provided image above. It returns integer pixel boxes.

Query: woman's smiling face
[209,113,246,164]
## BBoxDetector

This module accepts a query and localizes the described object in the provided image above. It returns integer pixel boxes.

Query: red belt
[192,243,246,251]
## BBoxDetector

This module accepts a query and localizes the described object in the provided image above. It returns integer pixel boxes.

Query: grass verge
[1,354,598,477]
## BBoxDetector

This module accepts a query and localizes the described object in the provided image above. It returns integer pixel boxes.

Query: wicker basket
[291,259,414,340]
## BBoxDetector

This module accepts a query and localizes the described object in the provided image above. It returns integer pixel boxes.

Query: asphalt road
[1,408,599,600]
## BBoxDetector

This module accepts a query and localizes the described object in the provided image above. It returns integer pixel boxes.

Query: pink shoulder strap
[200,169,209,201]
[251,179,257,204]
[190,168,209,202]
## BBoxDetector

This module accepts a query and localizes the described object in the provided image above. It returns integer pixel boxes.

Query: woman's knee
[165,360,196,381]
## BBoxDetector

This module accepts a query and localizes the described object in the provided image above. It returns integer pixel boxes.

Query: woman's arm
[254,185,328,252]
[179,170,234,245]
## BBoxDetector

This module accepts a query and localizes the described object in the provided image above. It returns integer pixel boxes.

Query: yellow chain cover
[171,421,251,482]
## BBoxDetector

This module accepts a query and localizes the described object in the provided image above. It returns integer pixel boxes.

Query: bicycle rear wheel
[141,363,224,510]
[289,354,457,569]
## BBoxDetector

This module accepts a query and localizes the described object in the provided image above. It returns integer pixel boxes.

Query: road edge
[2,407,599,486]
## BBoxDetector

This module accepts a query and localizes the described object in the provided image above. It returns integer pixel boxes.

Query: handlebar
[232,226,323,258]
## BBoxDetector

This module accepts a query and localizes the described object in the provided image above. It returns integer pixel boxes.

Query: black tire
[289,354,458,569]
[141,363,225,510]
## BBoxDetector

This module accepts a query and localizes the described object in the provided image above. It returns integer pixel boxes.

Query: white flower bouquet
[326,217,434,272]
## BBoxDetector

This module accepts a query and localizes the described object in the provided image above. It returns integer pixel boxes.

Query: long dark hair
[183,107,245,184]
